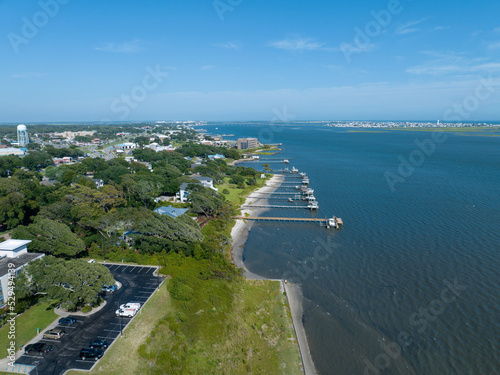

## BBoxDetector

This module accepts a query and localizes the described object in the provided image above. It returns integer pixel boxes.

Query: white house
[175,176,218,203]
[92,179,104,189]
[0,240,44,308]
[192,176,217,191]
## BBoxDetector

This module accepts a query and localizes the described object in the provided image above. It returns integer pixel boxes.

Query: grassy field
[67,255,301,375]
[0,301,58,355]
[67,257,301,375]
[216,176,268,207]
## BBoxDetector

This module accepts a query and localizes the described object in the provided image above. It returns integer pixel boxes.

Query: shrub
[169,277,194,301]
[222,188,230,195]
[81,305,92,313]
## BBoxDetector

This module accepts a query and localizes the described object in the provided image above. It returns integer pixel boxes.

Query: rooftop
[0,253,44,278]
[154,205,189,218]
[0,240,32,251]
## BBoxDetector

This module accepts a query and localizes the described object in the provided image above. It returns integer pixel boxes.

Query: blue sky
[1,0,499,122]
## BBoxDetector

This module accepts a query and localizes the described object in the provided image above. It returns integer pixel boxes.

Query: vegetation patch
[0,301,58,354]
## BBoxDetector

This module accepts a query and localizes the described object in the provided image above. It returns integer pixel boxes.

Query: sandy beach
[230,174,318,375]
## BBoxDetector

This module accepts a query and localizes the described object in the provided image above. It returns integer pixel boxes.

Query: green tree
[134,211,204,244]
[12,218,86,257]
[22,151,53,171]
[16,256,114,310]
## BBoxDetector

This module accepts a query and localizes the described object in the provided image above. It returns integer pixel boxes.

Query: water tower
[17,124,29,147]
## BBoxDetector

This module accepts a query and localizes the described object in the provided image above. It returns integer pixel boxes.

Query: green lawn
[0,301,58,356]
[216,176,268,207]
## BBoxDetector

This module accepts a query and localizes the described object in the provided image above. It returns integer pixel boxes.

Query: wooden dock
[233,216,343,229]
[242,204,314,209]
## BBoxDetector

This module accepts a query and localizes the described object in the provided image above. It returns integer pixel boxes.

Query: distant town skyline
[1,0,499,122]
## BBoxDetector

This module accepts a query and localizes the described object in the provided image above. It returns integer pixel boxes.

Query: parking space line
[57,325,77,329]
[21,355,44,359]
[75,360,97,364]
[104,329,121,333]
[40,339,62,343]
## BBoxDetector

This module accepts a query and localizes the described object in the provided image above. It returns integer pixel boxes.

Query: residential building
[154,205,189,218]
[237,138,259,150]
[92,179,104,189]
[176,176,218,203]
[0,240,44,309]
[176,183,191,203]
[192,176,217,190]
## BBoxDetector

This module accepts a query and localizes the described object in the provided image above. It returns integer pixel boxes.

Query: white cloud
[214,42,242,50]
[268,38,324,51]
[95,39,145,53]
[396,17,431,35]
[11,72,47,79]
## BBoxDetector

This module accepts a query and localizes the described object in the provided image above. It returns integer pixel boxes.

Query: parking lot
[15,264,166,375]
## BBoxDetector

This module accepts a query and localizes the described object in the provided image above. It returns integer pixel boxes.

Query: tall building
[17,124,30,147]
[237,138,259,150]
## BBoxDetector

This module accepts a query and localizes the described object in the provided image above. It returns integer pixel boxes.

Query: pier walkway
[234,216,343,228]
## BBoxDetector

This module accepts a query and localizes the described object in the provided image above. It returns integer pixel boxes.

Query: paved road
[15,264,165,375]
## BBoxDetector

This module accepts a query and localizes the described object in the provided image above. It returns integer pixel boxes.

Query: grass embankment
[216,176,267,207]
[69,256,301,375]
[0,301,58,354]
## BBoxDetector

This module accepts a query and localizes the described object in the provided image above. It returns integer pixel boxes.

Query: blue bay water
[201,124,499,375]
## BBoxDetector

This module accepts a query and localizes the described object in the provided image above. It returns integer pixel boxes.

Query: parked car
[88,259,96,263]
[89,339,109,350]
[119,302,141,310]
[43,329,65,340]
[58,317,77,326]
[115,308,137,317]
[25,343,52,355]
[79,347,103,361]
[101,284,117,293]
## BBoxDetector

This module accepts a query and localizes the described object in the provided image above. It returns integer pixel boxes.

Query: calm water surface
[202,124,499,375]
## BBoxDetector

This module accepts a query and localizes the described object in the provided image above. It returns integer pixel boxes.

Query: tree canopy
[16,256,114,310]
[12,218,86,257]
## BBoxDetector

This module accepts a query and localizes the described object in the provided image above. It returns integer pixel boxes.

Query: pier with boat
[240,162,343,229]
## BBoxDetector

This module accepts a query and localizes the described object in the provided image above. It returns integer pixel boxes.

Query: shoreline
[230,174,318,375]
